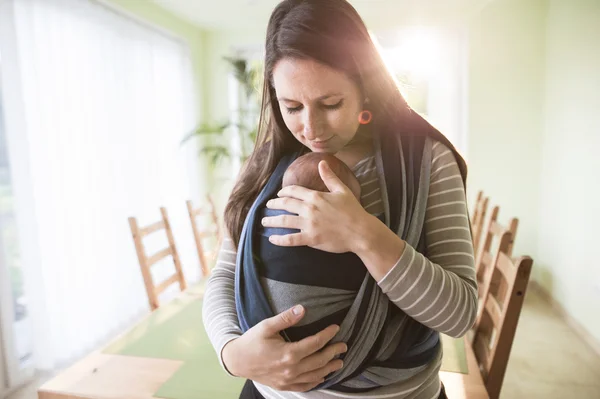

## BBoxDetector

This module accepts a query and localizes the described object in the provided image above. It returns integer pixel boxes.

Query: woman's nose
[302,109,320,140]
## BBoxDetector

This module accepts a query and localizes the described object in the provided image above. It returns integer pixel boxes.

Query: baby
[260,153,362,238]
[257,153,367,342]
[281,152,361,199]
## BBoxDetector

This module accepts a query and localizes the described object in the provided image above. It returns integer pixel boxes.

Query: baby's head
[282,153,361,200]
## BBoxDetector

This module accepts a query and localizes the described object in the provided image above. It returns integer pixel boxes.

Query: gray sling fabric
[235,133,441,392]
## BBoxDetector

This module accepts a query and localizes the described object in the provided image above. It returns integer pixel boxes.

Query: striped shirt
[202,140,477,399]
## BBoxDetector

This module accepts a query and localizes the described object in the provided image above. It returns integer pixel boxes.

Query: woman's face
[272,57,363,153]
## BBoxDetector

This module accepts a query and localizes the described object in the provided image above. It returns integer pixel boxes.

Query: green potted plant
[182,56,262,167]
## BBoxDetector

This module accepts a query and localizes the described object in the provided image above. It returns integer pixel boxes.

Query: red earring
[358,110,372,125]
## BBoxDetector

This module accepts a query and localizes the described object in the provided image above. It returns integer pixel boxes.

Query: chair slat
[495,252,516,282]
[482,252,493,268]
[474,205,499,275]
[155,274,180,295]
[475,230,512,330]
[471,190,483,221]
[485,295,503,329]
[192,207,211,217]
[488,221,506,236]
[147,247,172,266]
[506,218,519,256]
[474,205,520,307]
[472,191,488,258]
[473,336,491,377]
[141,220,165,237]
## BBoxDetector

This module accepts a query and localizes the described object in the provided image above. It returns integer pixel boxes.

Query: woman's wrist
[352,212,393,256]
[221,338,241,377]
[351,212,378,255]
[352,212,406,282]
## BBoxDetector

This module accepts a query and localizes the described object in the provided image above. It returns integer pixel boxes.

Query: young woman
[202,1,477,398]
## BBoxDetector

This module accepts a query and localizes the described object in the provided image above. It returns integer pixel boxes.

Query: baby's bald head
[282,153,361,200]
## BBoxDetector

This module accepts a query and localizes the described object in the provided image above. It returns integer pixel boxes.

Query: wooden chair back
[471,190,483,220]
[472,254,533,399]
[475,206,520,273]
[187,195,221,277]
[505,218,519,257]
[471,191,489,258]
[128,207,187,311]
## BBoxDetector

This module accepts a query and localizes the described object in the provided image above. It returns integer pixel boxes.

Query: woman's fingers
[257,316,346,390]
[265,197,305,215]
[267,232,308,247]
[292,324,340,358]
[295,341,347,376]
[261,214,303,230]
[261,305,306,335]
[278,185,323,202]
[318,161,349,194]
[293,359,344,384]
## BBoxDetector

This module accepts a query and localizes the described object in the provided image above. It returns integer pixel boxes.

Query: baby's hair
[282,153,361,199]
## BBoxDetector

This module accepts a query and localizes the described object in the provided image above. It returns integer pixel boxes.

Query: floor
[5,287,600,399]
[500,286,600,398]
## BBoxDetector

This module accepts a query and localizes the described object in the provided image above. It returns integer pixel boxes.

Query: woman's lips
[310,137,333,149]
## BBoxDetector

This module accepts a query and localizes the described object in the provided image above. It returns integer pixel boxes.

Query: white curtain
[0,0,202,370]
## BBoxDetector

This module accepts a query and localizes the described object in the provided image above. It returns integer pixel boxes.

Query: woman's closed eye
[285,99,345,115]
[323,99,344,111]
[286,105,303,114]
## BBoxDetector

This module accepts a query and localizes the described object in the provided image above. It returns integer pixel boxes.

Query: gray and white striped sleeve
[377,141,478,337]
[202,233,242,372]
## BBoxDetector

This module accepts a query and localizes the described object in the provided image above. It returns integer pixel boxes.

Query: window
[0,0,201,371]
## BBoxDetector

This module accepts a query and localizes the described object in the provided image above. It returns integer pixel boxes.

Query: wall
[203,29,265,120]
[469,0,600,345]
[537,0,600,344]
[466,0,548,259]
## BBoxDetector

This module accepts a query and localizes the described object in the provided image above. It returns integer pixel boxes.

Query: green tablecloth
[103,288,467,399]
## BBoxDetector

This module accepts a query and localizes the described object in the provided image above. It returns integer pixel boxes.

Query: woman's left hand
[262,160,371,254]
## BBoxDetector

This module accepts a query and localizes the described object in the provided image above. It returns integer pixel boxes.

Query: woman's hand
[262,161,371,253]
[222,305,347,392]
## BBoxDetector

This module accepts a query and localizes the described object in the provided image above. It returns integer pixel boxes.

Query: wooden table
[39,286,489,399]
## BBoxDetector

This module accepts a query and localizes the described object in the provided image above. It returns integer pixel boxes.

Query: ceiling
[151,0,493,31]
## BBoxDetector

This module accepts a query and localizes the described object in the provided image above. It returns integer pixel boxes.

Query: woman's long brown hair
[224,0,466,247]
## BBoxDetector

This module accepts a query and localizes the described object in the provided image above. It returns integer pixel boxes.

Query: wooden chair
[187,195,221,277]
[472,253,533,399]
[469,208,519,337]
[471,191,489,258]
[471,190,483,221]
[475,206,503,278]
[128,207,187,311]
[505,218,519,257]
[475,207,520,275]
